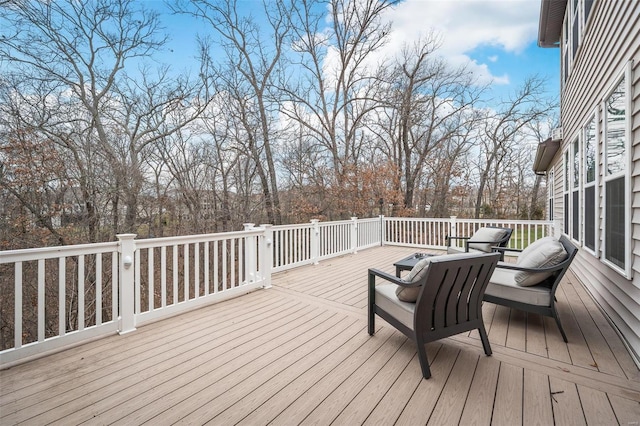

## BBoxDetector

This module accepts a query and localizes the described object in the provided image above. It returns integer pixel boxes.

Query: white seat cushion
[376,284,415,330]
[486,269,552,306]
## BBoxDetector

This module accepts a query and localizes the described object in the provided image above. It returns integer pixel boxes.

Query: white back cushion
[515,239,568,286]
[468,227,509,252]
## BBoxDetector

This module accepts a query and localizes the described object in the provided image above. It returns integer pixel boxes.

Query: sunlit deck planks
[1,246,639,425]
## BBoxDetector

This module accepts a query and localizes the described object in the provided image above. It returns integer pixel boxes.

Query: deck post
[243,223,256,284]
[379,215,385,246]
[259,224,273,288]
[311,219,320,264]
[449,216,458,242]
[116,233,137,335]
[350,217,358,254]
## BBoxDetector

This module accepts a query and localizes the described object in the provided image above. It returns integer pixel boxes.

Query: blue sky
[148,0,560,104]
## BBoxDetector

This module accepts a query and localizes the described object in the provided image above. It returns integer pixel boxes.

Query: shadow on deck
[1,246,639,424]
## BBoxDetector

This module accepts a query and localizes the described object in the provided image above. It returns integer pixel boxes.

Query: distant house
[535,0,639,364]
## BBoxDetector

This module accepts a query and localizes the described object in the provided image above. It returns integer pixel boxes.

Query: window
[563,0,595,83]
[571,0,579,58]
[584,0,594,25]
[562,14,570,84]
[603,68,629,275]
[583,115,597,252]
[571,138,580,241]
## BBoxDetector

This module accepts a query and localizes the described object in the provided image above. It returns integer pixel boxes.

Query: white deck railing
[0,216,553,367]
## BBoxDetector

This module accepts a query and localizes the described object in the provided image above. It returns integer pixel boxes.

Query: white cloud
[378,0,540,84]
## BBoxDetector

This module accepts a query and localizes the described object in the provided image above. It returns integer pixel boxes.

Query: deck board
[1,246,639,425]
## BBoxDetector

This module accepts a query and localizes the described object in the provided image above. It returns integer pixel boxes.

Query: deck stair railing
[0,216,553,367]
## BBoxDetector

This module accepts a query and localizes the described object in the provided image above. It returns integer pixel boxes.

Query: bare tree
[173,0,290,225]
[0,0,209,236]
[282,0,394,191]
[474,76,555,218]
[369,35,484,210]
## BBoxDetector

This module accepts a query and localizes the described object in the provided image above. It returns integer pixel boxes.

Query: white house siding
[551,1,640,364]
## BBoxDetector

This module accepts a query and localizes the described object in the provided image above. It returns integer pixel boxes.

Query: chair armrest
[495,261,567,274]
[446,235,470,248]
[492,246,523,254]
[368,268,421,287]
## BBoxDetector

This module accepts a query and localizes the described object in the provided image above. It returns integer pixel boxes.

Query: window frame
[571,136,581,243]
[602,63,631,278]
[563,149,570,236]
[548,169,555,222]
[582,111,598,255]
[563,0,596,84]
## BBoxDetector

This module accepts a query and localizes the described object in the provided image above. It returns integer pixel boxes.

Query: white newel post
[260,224,273,288]
[311,219,320,264]
[243,223,256,284]
[449,216,458,241]
[117,233,137,334]
[350,217,358,254]
[379,215,385,246]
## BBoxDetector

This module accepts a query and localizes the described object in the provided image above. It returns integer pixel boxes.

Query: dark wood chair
[446,226,513,255]
[483,235,578,342]
[368,252,500,379]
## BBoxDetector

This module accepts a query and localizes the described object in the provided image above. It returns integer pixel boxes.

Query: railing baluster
[15,262,22,349]
[38,259,45,342]
[96,253,102,325]
[161,246,167,307]
[59,257,66,336]
[112,251,117,324]
[214,241,219,293]
[173,245,178,304]
[204,242,209,295]
[222,241,228,291]
[148,248,154,312]
[184,244,189,301]
[238,236,244,284]
[195,242,200,298]
[231,239,236,288]
[78,255,85,331]
[135,250,140,315]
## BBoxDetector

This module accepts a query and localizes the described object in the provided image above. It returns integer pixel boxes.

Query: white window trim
[571,135,581,244]
[548,169,555,222]
[582,110,599,256]
[601,62,632,278]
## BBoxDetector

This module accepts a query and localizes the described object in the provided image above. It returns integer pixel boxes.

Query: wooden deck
[1,246,639,425]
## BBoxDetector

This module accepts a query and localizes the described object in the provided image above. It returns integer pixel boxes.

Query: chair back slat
[416,253,500,332]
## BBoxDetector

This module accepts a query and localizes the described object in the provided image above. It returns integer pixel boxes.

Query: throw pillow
[395,257,431,302]
[515,239,568,286]
[468,227,509,252]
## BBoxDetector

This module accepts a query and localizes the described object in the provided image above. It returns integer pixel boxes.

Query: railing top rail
[135,228,265,249]
[318,219,353,227]
[0,241,119,264]
[357,217,380,223]
[384,217,448,222]
[451,219,554,225]
[271,223,314,231]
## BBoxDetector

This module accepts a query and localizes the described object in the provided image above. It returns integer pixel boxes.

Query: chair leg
[551,306,568,343]
[478,325,492,356]
[368,273,375,336]
[415,336,432,379]
[368,307,375,336]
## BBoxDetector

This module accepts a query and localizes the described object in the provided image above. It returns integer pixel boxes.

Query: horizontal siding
[556,0,640,365]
